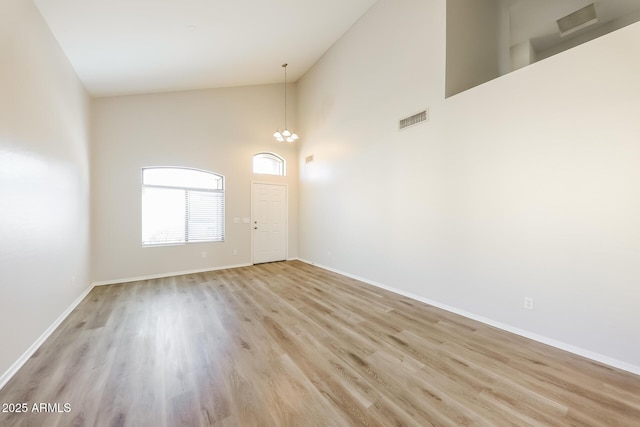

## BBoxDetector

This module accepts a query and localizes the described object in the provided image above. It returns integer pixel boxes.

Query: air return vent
[557,3,597,37]
[399,109,428,130]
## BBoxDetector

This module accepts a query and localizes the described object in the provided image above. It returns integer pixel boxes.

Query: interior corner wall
[91,84,298,284]
[446,0,505,97]
[298,0,640,371]
[0,0,91,380]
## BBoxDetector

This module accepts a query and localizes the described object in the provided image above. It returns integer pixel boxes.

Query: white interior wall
[298,0,640,371]
[91,85,298,283]
[0,0,91,381]
[298,0,447,286]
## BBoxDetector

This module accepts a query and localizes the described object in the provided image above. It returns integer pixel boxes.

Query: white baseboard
[4,259,636,395]
[298,258,640,376]
[0,284,95,391]
[92,263,253,286]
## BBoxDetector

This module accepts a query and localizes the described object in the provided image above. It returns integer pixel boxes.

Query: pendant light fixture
[273,63,299,143]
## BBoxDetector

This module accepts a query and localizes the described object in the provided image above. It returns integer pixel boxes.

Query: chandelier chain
[283,63,287,129]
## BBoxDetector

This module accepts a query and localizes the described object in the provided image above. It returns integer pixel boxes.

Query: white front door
[252,183,287,264]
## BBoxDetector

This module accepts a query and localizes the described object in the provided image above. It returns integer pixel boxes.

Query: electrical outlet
[524,297,534,310]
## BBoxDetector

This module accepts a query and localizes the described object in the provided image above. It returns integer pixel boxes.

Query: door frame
[251,181,289,265]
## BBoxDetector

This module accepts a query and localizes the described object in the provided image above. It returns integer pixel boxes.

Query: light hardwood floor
[1,261,639,426]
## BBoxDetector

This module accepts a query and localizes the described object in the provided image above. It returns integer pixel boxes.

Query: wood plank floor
[1,261,639,426]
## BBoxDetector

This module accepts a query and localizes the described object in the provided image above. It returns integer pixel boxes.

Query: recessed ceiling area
[509,0,640,61]
[33,0,379,97]
[446,0,640,97]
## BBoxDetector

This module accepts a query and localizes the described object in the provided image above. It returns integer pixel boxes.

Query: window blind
[142,167,224,246]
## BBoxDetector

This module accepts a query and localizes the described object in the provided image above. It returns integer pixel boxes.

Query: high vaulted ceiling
[34,0,378,97]
[34,0,639,98]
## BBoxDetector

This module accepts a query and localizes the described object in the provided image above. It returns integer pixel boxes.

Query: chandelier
[273,63,299,143]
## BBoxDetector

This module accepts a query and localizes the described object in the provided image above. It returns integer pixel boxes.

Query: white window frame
[253,152,286,176]
[141,167,224,246]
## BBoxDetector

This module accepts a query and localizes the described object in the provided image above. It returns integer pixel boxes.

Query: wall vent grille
[399,109,428,130]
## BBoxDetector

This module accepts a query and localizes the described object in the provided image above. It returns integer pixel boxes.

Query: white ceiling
[34,0,378,97]
[35,0,639,97]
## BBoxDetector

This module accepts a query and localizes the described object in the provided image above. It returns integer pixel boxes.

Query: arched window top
[141,167,224,246]
[253,153,285,176]
[142,167,223,190]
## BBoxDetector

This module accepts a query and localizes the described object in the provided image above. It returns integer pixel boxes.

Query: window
[253,153,285,176]
[142,167,224,246]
